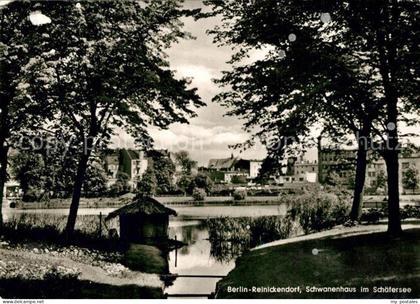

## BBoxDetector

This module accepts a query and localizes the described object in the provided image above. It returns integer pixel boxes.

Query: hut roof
[105,196,177,220]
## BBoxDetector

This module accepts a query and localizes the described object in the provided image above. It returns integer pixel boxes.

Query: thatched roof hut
[106,196,177,244]
[106,196,177,220]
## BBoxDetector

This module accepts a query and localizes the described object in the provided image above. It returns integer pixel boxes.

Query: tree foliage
[193,173,214,193]
[204,0,419,234]
[402,167,419,194]
[147,150,176,194]
[137,167,157,197]
[83,161,108,198]
[109,171,131,197]
[19,1,204,235]
[11,146,109,200]
[174,150,197,175]
[10,151,45,202]
[177,174,194,195]
[0,1,54,225]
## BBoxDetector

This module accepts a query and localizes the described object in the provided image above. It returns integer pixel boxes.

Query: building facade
[207,155,263,184]
[365,153,420,194]
[104,149,148,189]
[279,158,318,186]
[316,136,420,193]
[318,148,357,184]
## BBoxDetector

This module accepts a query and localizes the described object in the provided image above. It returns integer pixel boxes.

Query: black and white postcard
[0,0,418,301]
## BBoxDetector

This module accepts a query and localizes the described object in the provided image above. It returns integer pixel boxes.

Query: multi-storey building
[318,147,357,184]
[280,157,318,185]
[104,149,148,189]
[316,135,420,193]
[365,152,420,194]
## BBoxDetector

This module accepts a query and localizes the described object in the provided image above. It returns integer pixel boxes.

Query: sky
[142,1,269,166]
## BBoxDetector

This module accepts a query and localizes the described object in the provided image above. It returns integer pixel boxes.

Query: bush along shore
[206,192,420,266]
[207,192,351,246]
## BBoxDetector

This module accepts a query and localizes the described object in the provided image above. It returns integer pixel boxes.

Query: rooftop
[105,196,177,220]
[208,157,238,170]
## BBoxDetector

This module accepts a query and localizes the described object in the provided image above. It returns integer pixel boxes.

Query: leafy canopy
[203,0,419,175]
[23,1,204,151]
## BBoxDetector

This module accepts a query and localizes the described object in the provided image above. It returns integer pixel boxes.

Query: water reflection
[164,205,288,296]
[165,218,238,296]
[210,240,249,264]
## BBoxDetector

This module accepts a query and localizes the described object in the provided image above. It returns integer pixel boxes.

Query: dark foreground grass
[216,228,420,299]
[0,278,163,299]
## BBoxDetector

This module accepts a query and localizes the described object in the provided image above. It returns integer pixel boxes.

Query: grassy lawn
[216,228,420,299]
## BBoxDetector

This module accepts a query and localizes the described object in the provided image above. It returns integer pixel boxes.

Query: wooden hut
[105,196,177,244]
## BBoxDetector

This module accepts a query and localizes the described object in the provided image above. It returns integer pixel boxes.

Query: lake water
[166,205,288,297]
[2,204,288,297]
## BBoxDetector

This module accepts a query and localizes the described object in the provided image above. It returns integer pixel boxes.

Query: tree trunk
[0,144,8,231]
[383,70,402,235]
[350,123,371,221]
[350,144,368,221]
[384,150,402,235]
[0,41,9,232]
[383,79,402,235]
[65,150,91,239]
[375,7,402,235]
[0,92,10,232]
[64,94,100,240]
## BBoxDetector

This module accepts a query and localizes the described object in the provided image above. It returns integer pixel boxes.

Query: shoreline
[6,194,420,210]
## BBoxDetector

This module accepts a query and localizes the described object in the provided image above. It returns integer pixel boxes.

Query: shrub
[192,188,206,201]
[400,205,420,219]
[233,189,247,201]
[231,175,247,184]
[360,208,384,224]
[3,213,104,241]
[359,205,420,223]
[247,189,278,196]
[286,192,351,234]
[193,174,214,193]
[23,186,44,202]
